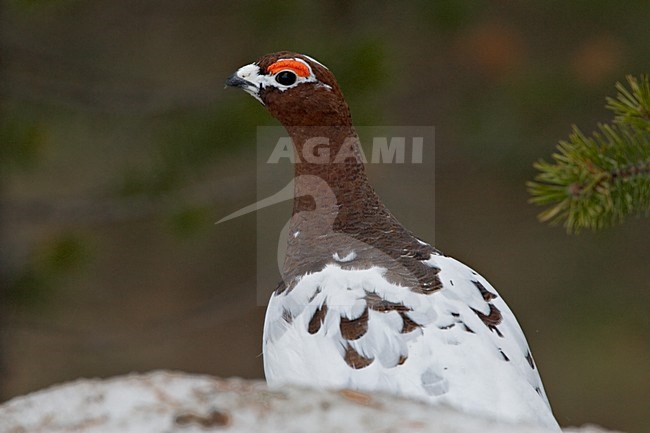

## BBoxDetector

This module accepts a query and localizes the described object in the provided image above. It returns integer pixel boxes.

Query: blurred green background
[1,1,649,431]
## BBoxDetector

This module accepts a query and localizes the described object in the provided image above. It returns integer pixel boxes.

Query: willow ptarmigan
[225,52,560,429]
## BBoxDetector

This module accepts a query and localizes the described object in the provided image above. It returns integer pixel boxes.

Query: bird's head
[225,51,351,127]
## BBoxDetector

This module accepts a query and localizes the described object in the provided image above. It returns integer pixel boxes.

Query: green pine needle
[528,75,650,233]
[606,75,650,132]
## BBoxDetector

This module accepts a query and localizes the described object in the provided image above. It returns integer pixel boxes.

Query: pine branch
[528,75,650,233]
[606,75,650,132]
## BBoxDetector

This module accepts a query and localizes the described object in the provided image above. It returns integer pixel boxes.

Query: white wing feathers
[263,251,559,429]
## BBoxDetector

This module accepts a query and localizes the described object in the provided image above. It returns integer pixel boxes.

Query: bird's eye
[275,70,297,86]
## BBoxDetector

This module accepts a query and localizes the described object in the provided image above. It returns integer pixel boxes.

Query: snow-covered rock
[0,371,619,433]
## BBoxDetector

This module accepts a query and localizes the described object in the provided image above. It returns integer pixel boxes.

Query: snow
[0,371,621,433]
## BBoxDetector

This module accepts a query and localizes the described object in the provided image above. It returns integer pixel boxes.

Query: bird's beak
[224,63,265,104]
[224,74,254,89]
